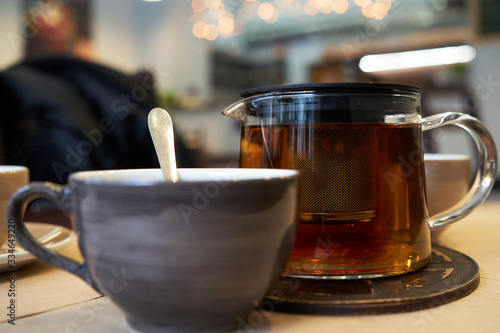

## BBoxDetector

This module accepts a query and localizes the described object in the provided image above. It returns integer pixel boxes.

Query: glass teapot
[222,83,497,279]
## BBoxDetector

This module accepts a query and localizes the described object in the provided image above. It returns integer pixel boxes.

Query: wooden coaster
[264,246,479,315]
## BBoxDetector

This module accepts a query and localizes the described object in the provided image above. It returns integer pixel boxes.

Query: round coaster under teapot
[264,246,479,315]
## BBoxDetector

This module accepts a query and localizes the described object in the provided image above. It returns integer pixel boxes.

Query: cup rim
[0,165,28,173]
[69,168,300,186]
[423,153,471,161]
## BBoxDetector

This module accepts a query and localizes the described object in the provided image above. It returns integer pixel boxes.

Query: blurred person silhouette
[0,56,197,184]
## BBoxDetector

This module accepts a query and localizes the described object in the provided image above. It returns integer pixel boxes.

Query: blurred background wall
[0,0,499,180]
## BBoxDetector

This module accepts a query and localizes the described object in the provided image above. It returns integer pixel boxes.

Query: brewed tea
[240,122,431,277]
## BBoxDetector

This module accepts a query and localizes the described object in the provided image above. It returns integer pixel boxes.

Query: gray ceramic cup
[9,168,299,333]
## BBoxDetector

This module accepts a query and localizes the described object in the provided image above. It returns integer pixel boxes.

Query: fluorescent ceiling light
[359,45,476,73]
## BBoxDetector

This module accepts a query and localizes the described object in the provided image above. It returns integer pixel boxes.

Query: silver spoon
[148,108,179,182]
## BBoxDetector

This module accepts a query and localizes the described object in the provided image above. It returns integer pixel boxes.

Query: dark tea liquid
[240,122,431,278]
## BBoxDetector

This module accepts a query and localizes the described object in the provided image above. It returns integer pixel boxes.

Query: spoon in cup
[148,107,179,182]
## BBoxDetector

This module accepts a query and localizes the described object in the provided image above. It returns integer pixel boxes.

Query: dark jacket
[0,56,195,183]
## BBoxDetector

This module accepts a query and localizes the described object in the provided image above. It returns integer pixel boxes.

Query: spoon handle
[148,108,179,182]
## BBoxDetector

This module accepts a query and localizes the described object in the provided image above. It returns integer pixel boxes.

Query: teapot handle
[422,112,497,229]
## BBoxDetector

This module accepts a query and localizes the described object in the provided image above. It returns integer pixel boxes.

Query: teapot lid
[240,82,421,98]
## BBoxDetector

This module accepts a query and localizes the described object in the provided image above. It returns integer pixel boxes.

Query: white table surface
[1,200,499,333]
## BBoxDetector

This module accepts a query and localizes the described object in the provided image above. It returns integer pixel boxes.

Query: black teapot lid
[240,82,422,98]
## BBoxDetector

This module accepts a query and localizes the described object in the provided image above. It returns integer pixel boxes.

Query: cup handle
[8,182,100,292]
[422,112,497,229]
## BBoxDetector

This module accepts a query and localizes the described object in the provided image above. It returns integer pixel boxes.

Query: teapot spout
[221,99,249,123]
